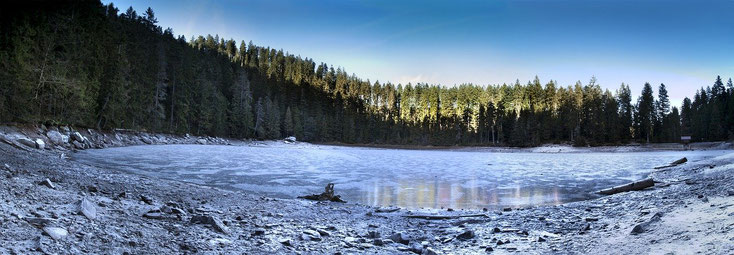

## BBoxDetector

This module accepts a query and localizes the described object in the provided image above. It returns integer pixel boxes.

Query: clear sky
[104,0,734,107]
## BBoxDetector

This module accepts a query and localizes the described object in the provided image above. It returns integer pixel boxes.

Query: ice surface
[73,144,728,209]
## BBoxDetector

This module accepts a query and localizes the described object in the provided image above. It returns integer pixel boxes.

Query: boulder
[16,137,36,148]
[43,227,68,240]
[46,131,65,145]
[34,139,45,149]
[71,132,85,143]
[284,136,297,143]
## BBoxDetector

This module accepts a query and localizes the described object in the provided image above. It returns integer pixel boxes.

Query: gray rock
[279,239,292,246]
[143,211,164,219]
[422,247,440,255]
[373,238,385,246]
[43,227,68,240]
[284,136,297,143]
[252,228,266,236]
[72,140,84,149]
[190,215,229,234]
[46,130,63,145]
[389,232,411,245]
[728,190,734,196]
[39,178,55,189]
[34,139,45,149]
[538,236,546,242]
[17,137,35,148]
[140,195,154,205]
[367,230,380,239]
[71,132,85,143]
[456,230,475,240]
[410,242,424,254]
[502,207,512,212]
[78,197,96,220]
[302,229,322,241]
[25,217,54,227]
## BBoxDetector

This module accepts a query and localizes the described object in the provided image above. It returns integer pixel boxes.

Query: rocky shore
[1,125,733,254]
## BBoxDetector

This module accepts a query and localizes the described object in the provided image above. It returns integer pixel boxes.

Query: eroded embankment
[1,125,733,254]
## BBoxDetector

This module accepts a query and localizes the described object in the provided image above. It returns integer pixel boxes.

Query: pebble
[43,227,68,240]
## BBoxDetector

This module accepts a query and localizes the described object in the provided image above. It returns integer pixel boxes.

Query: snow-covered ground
[73,144,729,209]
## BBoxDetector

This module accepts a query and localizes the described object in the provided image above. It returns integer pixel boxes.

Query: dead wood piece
[299,183,346,203]
[598,178,655,195]
[654,157,688,169]
[403,214,488,220]
[374,207,400,213]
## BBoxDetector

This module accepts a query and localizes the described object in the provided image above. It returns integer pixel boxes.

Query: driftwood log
[403,214,488,220]
[598,178,655,195]
[653,157,687,169]
[298,183,346,203]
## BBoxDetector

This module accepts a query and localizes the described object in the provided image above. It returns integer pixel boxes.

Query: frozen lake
[73,144,728,209]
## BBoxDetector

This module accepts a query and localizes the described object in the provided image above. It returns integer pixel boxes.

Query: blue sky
[104,0,734,107]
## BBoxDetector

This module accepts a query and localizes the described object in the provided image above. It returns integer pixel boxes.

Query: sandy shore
[1,125,733,254]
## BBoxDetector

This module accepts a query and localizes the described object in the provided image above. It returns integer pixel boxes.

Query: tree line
[1,1,732,146]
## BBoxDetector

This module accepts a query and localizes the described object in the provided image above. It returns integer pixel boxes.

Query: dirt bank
[1,125,733,254]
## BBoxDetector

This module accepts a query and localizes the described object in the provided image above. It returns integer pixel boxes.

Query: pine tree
[254,98,265,139]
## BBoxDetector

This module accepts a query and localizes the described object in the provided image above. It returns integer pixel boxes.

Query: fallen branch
[598,178,655,195]
[298,183,346,203]
[374,207,400,213]
[403,214,488,220]
[653,157,687,169]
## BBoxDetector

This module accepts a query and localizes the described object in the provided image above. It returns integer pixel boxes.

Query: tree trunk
[598,178,654,195]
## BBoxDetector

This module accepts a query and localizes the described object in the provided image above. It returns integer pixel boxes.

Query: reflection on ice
[73,144,727,209]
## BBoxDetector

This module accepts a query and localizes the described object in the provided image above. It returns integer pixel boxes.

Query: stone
[143,211,164,219]
[252,228,266,236]
[34,139,45,149]
[457,230,475,240]
[502,207,512,212]
[46,131,64,145]
[728,190,734,196]
[367,230,380,239]
[389,232,411,245]
[17,137,36,148]
[485,247,494,252]
[422,247,440,255]
[492,227,501,233]
[72,140,84,149]
[39,178,55,189]
[190,215,229,234]
[71,132,85,143]
[43,227,68,240]
[279,239,292,246]
[25,217,54,227]
[538,236,546,242]
[78,197,97,220]
[284,136,297,143]
[410,243,424,254]
[207,238,232,246]
[373,238,385,246]
[140,195,154,205]
[302,229,322,241]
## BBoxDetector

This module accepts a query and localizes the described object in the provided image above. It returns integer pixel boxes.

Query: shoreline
[1,125,733,254]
